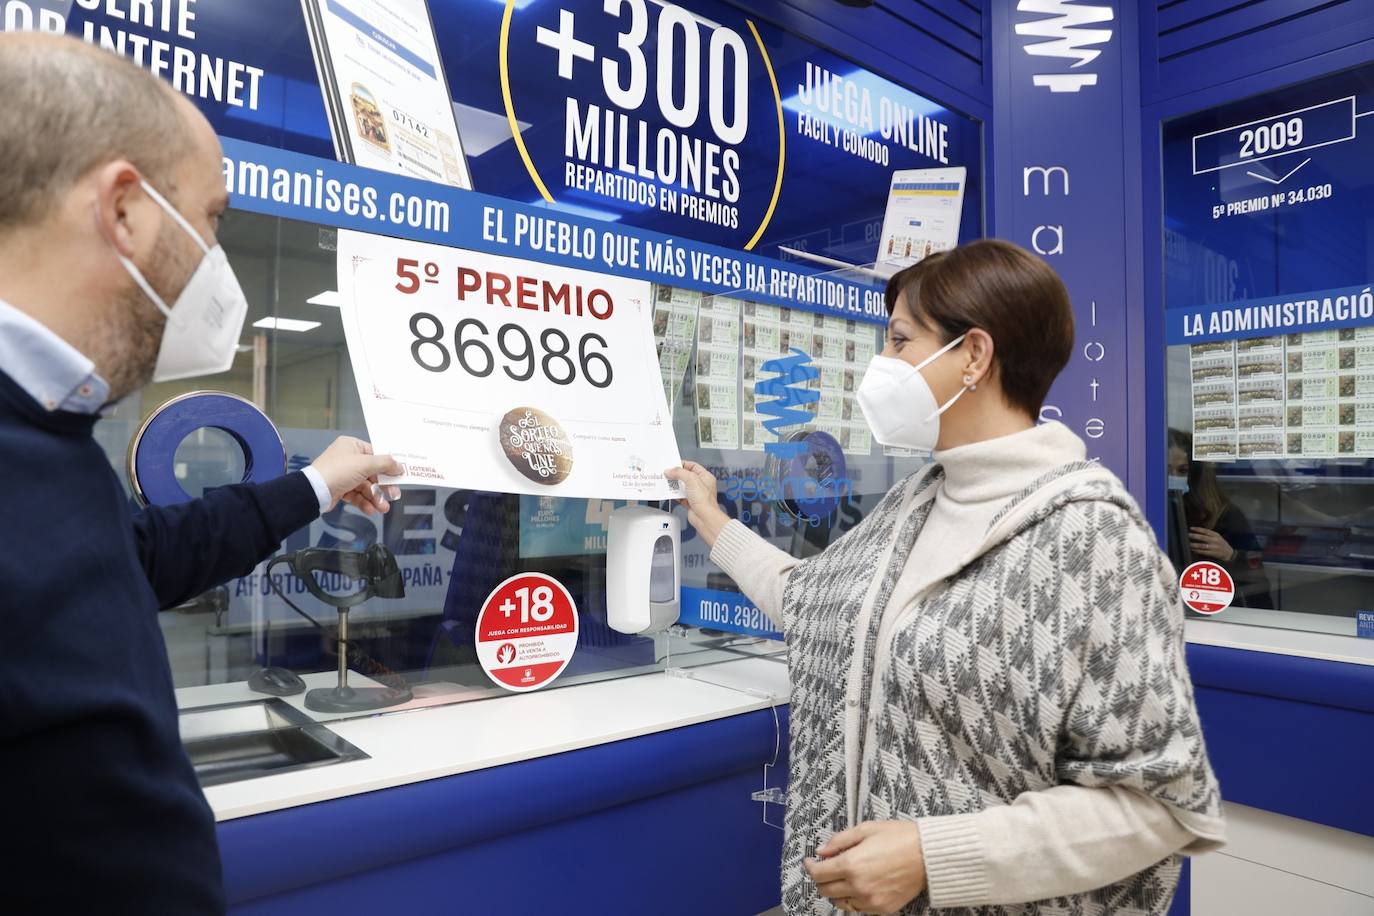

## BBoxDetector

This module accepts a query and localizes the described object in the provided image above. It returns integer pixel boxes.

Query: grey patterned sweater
[713,457,1224,915]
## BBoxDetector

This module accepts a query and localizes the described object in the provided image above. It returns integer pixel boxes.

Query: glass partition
[1160,63,1374,639]
[663,260,925,634]
[105,211,930,722]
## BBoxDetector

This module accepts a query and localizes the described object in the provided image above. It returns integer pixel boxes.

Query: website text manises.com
[222,157,451,233]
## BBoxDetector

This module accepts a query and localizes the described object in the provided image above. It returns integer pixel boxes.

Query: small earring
[963,375,973,385]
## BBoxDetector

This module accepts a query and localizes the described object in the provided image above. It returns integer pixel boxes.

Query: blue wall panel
[1168,860,1190,916]
[1142,0,1374,105]
[1191,686,1374,839]
[991,0,1146,489]
[739,0,992,119]
[229,769,782,916]
[220,708,787,913]
[912,0,983,37]
[1188,644,1374,717]
[1186,646,1374,839]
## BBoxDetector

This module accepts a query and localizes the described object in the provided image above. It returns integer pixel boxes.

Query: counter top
[184,618,1371,823]
[188,654,790,822]
[1185,617,1374,667]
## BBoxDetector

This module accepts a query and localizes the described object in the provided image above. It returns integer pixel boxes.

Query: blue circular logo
[128,391,286,507]
[763,428,847,522]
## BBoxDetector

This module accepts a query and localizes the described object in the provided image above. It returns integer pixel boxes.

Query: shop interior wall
[729,0,994,121]
[1136,0,1374,894]
[722,0,994,232]
[212,2,993,912]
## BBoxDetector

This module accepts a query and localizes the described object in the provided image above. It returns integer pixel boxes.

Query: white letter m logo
[1015,0,1114,93]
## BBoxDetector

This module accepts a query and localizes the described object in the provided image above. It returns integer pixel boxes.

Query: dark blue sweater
[0,369,320,914]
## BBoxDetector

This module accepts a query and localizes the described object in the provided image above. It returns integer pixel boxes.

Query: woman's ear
[964,328,995,387]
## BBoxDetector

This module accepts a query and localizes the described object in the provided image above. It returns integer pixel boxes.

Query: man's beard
[99,218,202,402]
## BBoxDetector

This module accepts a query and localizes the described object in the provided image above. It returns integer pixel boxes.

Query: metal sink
[178,698,368,787]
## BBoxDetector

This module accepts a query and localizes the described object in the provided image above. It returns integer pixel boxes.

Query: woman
[1166,429,1273,609]
[668,240,1224,916]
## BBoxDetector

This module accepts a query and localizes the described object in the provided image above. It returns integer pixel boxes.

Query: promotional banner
[220,136,889,323]
[1163,62,1374,462]
[337,229,683,499]
[1163,62,1374,344]
[2,0,980,267]
[438,0,981,259]
[995,0,1129,477]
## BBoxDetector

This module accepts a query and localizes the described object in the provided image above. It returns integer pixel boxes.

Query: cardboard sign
[338,230,683,499]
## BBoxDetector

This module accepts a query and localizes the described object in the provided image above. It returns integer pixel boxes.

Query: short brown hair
[0,34,189,233]
[884,239,1074,416]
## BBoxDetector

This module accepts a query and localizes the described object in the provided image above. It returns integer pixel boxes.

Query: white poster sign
[875,167,967,276]
[338,230,683,499]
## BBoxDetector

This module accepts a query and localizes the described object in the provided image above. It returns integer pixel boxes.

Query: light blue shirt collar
[0,298,110,414]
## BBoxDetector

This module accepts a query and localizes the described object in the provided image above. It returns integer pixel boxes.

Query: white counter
[181,620,1371,824]
[181,655,790,822]
[1185,617,1374,667]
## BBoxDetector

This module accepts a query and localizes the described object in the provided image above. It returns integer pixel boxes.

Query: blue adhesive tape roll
[128,391,286,507]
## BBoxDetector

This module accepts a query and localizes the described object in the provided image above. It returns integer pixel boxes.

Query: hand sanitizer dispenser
[607,506,681,634]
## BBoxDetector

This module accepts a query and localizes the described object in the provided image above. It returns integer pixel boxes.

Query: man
[0,34,402,913]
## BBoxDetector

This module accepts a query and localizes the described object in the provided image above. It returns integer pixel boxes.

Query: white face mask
[856,334,968,453]
[114,180,248,382]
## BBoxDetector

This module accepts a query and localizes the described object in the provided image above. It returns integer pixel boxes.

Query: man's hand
[805,821,927,914]
[309,437,404,515]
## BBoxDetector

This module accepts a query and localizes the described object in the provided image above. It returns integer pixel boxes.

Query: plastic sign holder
[659,625,786,831]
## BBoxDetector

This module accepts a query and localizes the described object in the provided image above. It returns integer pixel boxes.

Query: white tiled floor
[1191,802,1374,915]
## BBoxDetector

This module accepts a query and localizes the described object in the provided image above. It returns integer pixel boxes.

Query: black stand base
[304,685,412,713]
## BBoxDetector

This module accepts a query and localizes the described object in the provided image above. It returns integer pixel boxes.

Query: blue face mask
[1167,475,1190,494]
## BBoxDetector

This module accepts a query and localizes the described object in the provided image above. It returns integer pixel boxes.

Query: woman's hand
[804,821,927,914]
[664,460,729,547]
[1189,527,1235,563]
